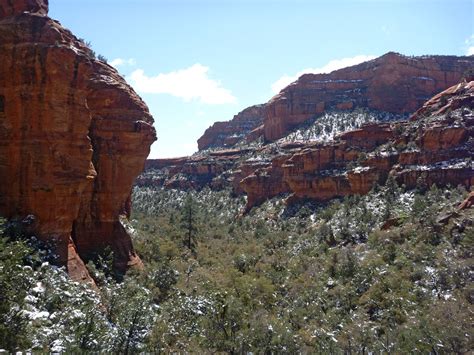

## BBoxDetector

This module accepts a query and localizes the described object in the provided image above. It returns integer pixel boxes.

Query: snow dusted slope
[276,109,407,144]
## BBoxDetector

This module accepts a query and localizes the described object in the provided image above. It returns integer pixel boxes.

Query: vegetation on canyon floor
[1,180,472,353]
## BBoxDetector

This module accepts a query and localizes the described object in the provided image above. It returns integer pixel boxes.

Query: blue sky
[50,0,473,158]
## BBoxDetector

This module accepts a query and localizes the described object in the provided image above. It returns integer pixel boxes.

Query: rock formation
[264,52,474,141]
[0,0,156,282]
[137,149,249,190]
[137,53,472,214]
[139,79,473,214]
[241,80,473,210]
[197,104,264,150]
[195,53,472,153]
[0,0,48,17]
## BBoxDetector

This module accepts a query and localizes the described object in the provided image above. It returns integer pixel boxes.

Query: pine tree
[180,195,199,254]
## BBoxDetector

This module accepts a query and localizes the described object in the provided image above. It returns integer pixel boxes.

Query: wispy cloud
[465,35,474,55]
[381,25,391,35]
[128,64,237,105]
[271,55,377,94]
[110,58,136,68]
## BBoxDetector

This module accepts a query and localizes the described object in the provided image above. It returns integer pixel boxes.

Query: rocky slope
[197,104,265,150]
[0,0,156,282]
[139,149,249,190]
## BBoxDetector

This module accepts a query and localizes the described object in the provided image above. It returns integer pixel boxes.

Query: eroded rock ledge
[0,0,156,282]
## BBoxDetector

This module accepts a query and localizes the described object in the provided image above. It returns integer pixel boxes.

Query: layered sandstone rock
[137,149,248,190]
[240,80,473,210]
[0,0,156,281]
[139,81,472,212]
[197,104,265,150]
[264,52,474,141]
[411,80,474,121]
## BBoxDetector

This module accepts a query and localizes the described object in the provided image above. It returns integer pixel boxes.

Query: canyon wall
[197,104,265,150]
[0,0,156,281]
[139,79,473,213]
[141,54,473,206]
[195,53,473,152]
[138,149,247,190]
[241,80,473,210]
[264,52,473,141]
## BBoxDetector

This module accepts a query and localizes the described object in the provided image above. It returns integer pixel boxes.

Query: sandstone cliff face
[0,0,156,281]
[197,104,264,150]
[240,80,473,210]
[195,53,472,151]
[264,52,474,141]
[0,0,48,17]
[139,82,473,213]
[240,154,291,211]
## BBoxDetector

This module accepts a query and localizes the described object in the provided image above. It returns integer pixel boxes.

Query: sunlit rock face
[264,52,474,141]
[241,80,473,211]
[0,0,156,282]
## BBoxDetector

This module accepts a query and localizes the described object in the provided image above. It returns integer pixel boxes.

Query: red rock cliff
[241,80,473,211]
[137,149,248,190]
[0,0,156,281]
[197,104,264,150]
[264,52,474,141]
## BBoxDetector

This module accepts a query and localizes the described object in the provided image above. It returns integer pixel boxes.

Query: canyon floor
[1,182,473,352]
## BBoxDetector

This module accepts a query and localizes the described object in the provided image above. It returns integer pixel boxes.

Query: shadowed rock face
[0,0,156,282]
[264,52,474,141]
[137,150,245,190]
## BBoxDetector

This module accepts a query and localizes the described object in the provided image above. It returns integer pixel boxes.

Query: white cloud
[110,58,136,68]
[271,55,377,94]
[128,64,237,105]
[465,35,474,55]
[381,25,391,35]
